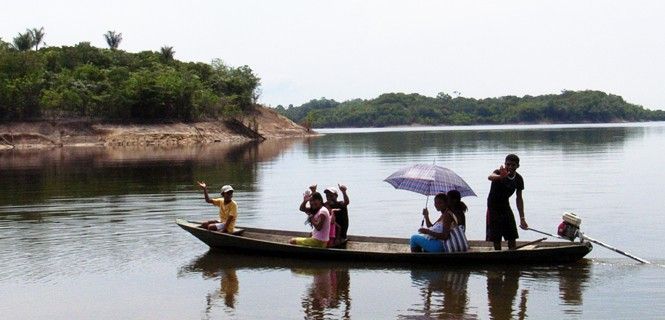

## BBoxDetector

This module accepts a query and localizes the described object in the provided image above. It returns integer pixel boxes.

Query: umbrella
[384,164,476,198]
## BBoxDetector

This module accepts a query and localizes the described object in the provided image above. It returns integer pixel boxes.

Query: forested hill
[276,91,665,128]
[0,38,259,122]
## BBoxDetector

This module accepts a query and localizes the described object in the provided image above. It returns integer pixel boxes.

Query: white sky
[3,0,665,110]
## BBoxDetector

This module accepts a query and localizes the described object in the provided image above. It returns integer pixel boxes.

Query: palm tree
[104,31,122,50]
[12,31,33,51]
[29,27,45,50]
[160,46,175,62]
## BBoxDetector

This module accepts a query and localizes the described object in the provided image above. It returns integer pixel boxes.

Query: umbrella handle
[422,195,430,226]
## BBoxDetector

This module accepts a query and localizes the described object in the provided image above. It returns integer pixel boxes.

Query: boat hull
[176,219,592,265]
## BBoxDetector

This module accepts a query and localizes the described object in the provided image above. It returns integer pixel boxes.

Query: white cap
[221,185,234,194]
[324,187,338,195]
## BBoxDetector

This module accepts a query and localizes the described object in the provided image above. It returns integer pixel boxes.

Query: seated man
[291,192,331,248]
[198,181,237,233]
[324,184,350,245]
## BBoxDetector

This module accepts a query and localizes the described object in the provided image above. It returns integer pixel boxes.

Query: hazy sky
[3,0,665,110]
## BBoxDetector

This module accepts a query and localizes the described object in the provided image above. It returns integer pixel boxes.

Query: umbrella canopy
[384,164,477,197]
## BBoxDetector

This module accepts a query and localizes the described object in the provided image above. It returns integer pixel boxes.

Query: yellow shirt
[212,198,238,233]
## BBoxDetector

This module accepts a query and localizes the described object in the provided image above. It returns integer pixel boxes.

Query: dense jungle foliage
[3,30,663,127]
[277,91,665,128]
[0,36,260,122]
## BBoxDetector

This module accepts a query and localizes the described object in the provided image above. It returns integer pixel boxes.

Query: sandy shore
[0,107,316,150]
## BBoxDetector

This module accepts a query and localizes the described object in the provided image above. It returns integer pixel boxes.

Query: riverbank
[0,107,315,150]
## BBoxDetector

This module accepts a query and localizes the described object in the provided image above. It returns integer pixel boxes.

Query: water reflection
[293,268,351,320]
[408,268,475,319]
[180,251,352,319]
[181,251,239,316]
[486,268,525,320]
[309,126,646,158]
[181,252,592,320]
[0,139,301,206]
[484,263,591,319]
[518,263,591,314]
[207,268,239,311]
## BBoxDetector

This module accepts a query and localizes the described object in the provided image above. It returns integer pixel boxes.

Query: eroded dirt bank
[0,107,315,150]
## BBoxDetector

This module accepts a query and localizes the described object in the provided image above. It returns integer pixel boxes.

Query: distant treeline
[0,35,260,122]
[277,91,665,128]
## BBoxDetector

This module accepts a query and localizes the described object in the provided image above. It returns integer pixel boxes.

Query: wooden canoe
[176,219,592,264]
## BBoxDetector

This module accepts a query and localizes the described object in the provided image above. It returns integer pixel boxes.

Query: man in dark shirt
[486,154,528,250]
[324,184,350,239]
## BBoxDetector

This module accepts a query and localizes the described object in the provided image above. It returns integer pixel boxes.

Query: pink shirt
[311,207,331,242]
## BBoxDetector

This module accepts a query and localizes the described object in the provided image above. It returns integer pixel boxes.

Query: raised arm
[197,181,214,204]
[299,192,312,213]
[488,166,508,182]
[338,184,350,206]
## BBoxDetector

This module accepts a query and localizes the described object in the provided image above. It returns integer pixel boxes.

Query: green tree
[104,31,122,50]
[0,38,266,122]
[30,27,46,50]
[12,31,33,51]
[159,46,175,63]
[280,90,665,128]
[207,60,260,112]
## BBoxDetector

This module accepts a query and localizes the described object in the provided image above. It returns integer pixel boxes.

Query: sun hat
[221,185,234,194]
[324,187,338,195]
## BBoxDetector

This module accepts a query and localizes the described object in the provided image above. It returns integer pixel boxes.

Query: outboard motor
[557,212,581,241]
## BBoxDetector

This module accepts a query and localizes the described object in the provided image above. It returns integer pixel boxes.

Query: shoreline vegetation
[3,28,665,149]
[277,91,665,128]
[0,29,313,149]
[1,30,260,123]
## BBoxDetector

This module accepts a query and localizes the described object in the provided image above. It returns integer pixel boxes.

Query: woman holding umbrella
[410,193,458,252]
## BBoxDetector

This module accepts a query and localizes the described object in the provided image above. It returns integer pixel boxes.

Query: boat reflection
[180,252,591,319]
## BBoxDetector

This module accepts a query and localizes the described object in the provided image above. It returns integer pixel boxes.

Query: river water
[1,123,664,319]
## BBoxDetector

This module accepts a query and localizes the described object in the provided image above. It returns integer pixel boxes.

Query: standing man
[198,181,238,233]
[486,154,528,250]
